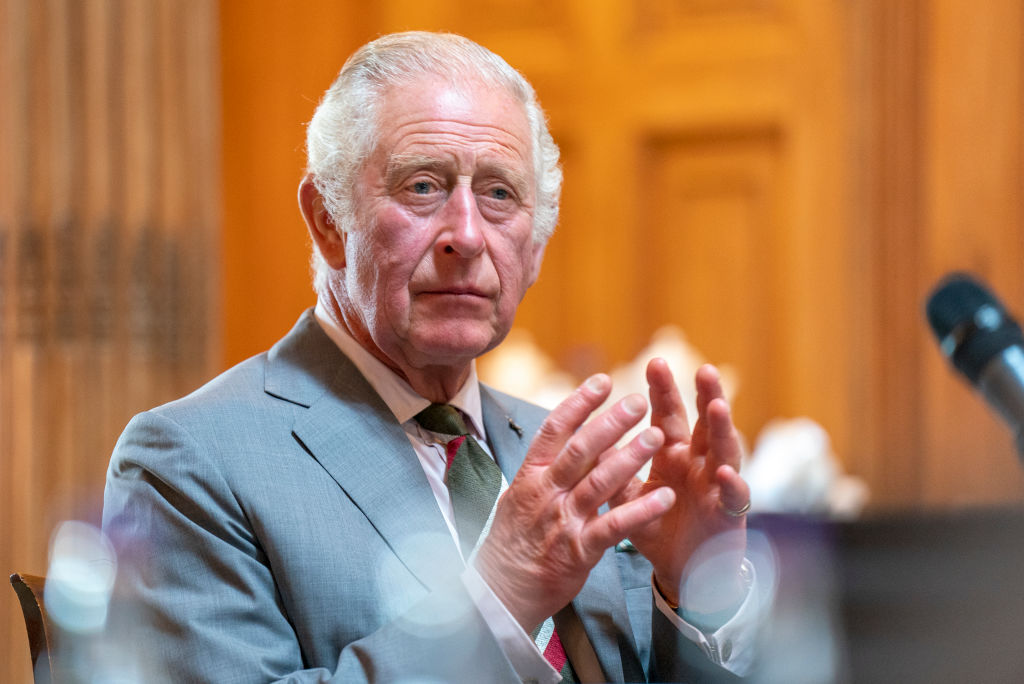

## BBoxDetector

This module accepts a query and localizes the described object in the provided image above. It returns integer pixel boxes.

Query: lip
[416,287,492,298]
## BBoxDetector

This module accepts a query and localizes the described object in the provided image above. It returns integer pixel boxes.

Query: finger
[691,364,726,455]
[570,427,664,514]
[715,464,751,519]
[526,374,612,468]
[695,364,726,412]
[607,471,646,511]
[646,358,691,444]
[546,393,649,489]
[581,487,675,554]
[706,397,741,472]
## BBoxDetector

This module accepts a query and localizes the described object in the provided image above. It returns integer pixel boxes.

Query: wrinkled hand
[474,374,676,632]
[612,359,750,615]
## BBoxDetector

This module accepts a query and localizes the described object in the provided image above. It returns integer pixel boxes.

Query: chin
[410,322,506,364]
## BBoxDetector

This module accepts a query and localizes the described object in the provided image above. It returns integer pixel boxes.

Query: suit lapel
[480,387,530,483]
[267,312,464,593]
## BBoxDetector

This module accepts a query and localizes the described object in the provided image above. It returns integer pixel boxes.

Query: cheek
[345,233,377,289]
[375,205,435,257]
[495,244,538,301]
[351,212,430,302]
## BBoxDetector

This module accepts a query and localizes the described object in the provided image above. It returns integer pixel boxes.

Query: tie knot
[414,403,470,437]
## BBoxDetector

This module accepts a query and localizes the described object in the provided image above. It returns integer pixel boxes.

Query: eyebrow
[477,161,531,198]
[385,154,448,190]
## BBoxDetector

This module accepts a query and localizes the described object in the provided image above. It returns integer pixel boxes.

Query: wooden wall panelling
[184,0,223,393]
[843,0,1024,509]
[82,0,121,512]
[623,4,799,444]
[919,0,1024,506]
[8,8,57,679]
[218,0,370,367]
[376,0,573,51]
[0,1,10,593]
[4,1,76,677]
[609,0,847,483]
[510,135,600,374]
[783,1,850,463]
[638,129,786,442]
[605,1,848,452]
[538,0,645,372]
[0,2,220,681]
[842,0,929,508]
[122,0,160,416]
[48,0,85,564]
[0,0,28,678]
[156,0,188,400]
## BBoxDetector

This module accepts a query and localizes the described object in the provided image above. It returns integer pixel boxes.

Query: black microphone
[926,272,1024,458]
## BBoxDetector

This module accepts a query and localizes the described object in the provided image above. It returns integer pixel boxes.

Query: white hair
[305,31,562,296]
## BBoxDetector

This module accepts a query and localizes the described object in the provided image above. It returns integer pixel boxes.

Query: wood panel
[843,0,929,507]
[918,0,1024,506]
[0,2,220,681]
[843,0,1024,508]
[218,2,374,366]
[638,129,786,439]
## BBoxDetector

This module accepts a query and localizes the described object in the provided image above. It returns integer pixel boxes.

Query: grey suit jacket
[102,311,736,683]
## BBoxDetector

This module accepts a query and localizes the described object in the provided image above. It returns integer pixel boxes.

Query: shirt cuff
[653,558,760,676]
[462,564,561,684]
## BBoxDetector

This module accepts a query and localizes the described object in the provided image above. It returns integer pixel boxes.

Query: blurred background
[3,0,1024,680]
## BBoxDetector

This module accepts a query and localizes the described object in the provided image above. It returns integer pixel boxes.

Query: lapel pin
[507,417,523,438]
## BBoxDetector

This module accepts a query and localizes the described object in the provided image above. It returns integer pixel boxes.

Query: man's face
[335,75,544,374]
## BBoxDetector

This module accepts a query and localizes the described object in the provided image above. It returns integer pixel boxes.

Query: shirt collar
[313,301,486,438]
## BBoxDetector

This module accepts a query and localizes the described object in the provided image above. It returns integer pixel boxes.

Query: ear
[527,241,546,287]
[298,175,346,269]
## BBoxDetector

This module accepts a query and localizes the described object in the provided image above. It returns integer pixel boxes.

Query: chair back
[9,572,55,684]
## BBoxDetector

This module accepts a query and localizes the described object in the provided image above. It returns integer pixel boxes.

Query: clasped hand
[474,358,750,632]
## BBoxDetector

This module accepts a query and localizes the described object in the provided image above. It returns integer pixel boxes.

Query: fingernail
[639,428,660,449]
[585,374,609,393]
[624,394,646,416]
[655,488,675,507]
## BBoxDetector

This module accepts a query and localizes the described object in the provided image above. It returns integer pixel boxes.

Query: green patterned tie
[414,404,578,683]
[414,403,502,558]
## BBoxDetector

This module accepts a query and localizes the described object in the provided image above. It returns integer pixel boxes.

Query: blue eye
[412,181,432,194]
[490,187,510,200]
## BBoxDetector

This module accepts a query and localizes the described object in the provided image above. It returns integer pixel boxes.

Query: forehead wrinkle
[389,111,530,140]
[388,128,530,164]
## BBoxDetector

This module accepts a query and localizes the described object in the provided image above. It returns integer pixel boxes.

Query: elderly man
[103,32,757,683]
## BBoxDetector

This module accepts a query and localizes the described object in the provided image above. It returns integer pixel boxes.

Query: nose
[437,184,485,258]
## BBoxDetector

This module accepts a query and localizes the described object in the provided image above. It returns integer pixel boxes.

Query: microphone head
[925,273,1024,383]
